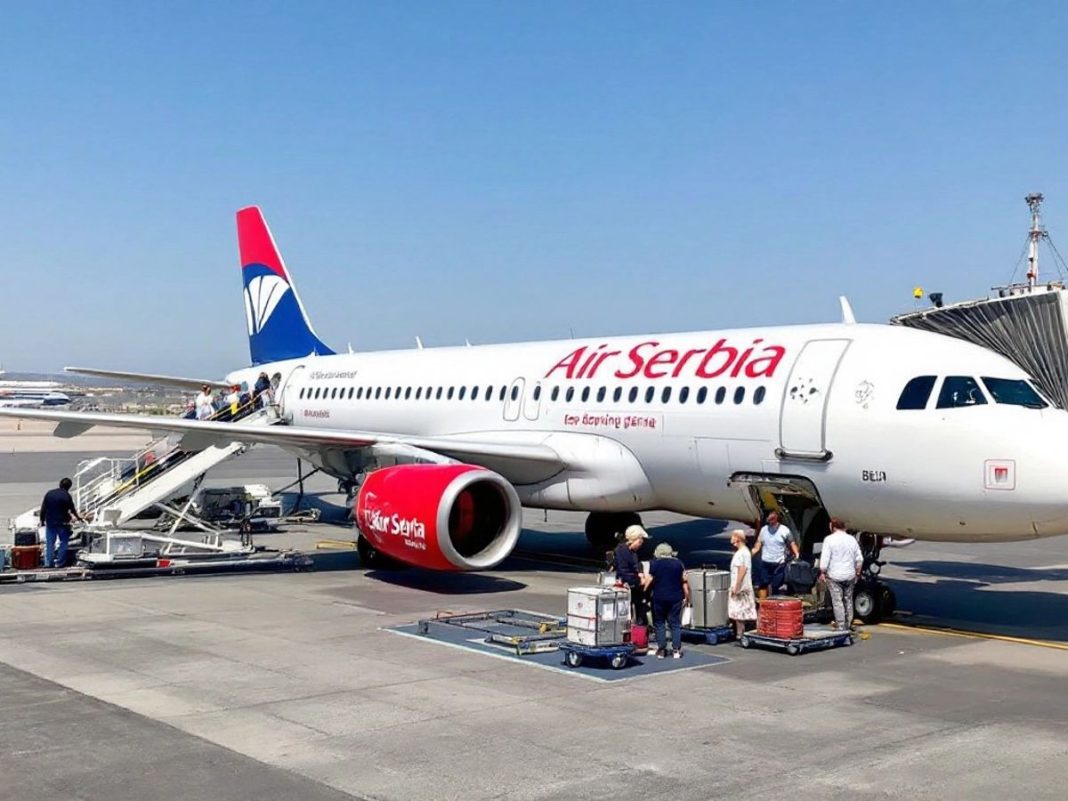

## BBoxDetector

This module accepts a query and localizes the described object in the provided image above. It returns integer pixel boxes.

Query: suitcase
[785,560,817,594]
[11,545,41,570]
[13,530,37,547]
[686,569,730,628]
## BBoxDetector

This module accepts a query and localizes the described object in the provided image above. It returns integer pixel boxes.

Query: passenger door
[778,339,851,459]
[503,377,525,422]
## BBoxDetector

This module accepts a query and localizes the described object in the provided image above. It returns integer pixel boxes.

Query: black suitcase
[14,530,38,547]
[785,559,817,594]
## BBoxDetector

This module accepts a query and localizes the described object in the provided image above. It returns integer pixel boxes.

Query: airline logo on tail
[237,207,335,365]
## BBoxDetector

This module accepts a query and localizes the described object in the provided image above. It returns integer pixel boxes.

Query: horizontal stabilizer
[65,367,228,390]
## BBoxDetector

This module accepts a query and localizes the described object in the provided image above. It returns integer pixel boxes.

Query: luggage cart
[681,624,736,645]
[417,610,568,656]
[738,627,853,656]
[559,641,636,670]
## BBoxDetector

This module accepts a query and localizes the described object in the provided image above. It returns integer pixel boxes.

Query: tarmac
[1,432,1067,800]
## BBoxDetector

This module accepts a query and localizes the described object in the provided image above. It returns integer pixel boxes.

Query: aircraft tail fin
[237,207,335,365]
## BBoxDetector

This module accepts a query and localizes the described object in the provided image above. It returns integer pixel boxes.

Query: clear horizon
[3,2,1068,376]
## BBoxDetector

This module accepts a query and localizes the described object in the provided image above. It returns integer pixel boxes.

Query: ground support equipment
[559,641,637,670]
[417,609,568,656]
[681,624,736,645]
[738,627,853,656]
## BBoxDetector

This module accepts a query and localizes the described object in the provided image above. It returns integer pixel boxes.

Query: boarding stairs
[73,405,281,528]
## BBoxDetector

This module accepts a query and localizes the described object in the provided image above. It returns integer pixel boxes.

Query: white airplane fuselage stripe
[227,321,1068,543]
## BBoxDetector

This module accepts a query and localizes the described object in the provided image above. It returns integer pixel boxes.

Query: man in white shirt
[819,517,864,631]
[751,511,800,598]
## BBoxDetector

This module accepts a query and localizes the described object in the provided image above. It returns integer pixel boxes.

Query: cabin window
[499,386,507,401]
[753,386,766,405]
[551,386,560,402]
[715,387,726,405]
[629,387,639,403]
[679,387,689,404]
[458,386,466,401]
[661,387,672,403]
[534,385,542,401]
[511,384,520,401]
[414,387,422,400]
[485,386,494,400]
[644,386,655,403]
[596,386,606,402]
[299,388,306,399]
[936,376,987,408]
[375,387,382,399]
[696,387,707,404]
[447,386,455,400]
[613,387,622,402]
[733,387,745,404]
[348,387,355,399]
[896,375,936,410]
[435,387,443,400]
[981,377,1047,409]
[404,387,412,400]
[566,386,575,402]
[384,387,392,400]
[581,387,590,402]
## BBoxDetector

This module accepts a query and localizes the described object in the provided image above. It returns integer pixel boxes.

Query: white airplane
[0,389,71,408]
[2,207,1064,618]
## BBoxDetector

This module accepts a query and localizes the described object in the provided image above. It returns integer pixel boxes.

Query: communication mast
[1025,192,1047,289]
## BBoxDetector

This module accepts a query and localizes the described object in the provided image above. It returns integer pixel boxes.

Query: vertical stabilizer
[237,207,334,365]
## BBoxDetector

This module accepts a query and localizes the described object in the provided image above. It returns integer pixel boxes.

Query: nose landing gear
[853,534,897,623]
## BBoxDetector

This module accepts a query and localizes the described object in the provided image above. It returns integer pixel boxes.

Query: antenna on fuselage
[839,296,857,324]
[415,337,424,350]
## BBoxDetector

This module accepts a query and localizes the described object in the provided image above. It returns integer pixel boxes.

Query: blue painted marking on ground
[387,622,730,682]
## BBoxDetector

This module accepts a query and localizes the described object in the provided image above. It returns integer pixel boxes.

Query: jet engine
[354,464,522,571]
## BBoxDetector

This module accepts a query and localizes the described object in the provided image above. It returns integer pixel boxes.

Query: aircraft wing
[0,408,564,474]
[64,367,230,390]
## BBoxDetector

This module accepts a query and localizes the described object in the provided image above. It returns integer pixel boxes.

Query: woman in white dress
[728,529,757,637]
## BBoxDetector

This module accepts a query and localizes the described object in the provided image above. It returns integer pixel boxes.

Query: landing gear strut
[356,535,402,570]
[584,512,643,553]
[853,534,896,623]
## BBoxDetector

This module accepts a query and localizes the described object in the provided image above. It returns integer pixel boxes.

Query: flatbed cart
[738,627,853,656]
[417,610,568,656]
[681,624,736,646]
[559,641,636,670]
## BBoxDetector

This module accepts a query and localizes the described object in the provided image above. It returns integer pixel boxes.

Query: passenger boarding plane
[3,207,1066,619]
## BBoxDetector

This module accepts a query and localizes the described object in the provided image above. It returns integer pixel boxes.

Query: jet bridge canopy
[892,287,1068,410]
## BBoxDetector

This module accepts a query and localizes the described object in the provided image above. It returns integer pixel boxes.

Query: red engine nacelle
[354,464,522,571]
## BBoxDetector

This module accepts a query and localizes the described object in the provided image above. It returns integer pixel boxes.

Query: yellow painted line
[878,621,1068,652]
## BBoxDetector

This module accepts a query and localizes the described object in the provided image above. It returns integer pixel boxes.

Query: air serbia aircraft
[3,208,1066,590]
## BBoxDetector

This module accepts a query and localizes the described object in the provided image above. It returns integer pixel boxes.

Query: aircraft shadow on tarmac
[365,570,527,595]
[886,562,1068,642]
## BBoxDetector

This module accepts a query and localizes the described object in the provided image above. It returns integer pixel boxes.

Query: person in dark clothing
[643,542,691,659]
[253,371,272,409]
[613,524,649,625]
[39,477,85,569]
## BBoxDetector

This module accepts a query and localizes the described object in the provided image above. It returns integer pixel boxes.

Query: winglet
[839,296,857,325]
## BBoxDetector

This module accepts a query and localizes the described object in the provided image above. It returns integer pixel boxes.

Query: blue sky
[2,2,1068,375]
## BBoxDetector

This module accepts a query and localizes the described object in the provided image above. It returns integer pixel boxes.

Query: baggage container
[566,586,630,646]
[11,545,41,570]
[685,569,730,629]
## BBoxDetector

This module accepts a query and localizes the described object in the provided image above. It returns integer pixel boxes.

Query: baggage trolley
[738,628,853,656]
[559,641,636,670]
[681,624,736,646]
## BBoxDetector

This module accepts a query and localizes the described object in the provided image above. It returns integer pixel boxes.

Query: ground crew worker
[819,517,864,631]
[38,478,86,569]
[643,542,690,659]
[752,511,800,598]
[613,524,650,624]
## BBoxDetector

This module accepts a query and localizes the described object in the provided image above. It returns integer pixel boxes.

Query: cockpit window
[936,376,987,409]
[896,375,936,410]
[981,377,1048,409]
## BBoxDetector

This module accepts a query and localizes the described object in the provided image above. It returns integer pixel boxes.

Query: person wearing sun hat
[614,524,650,625]
[642,541,691,658]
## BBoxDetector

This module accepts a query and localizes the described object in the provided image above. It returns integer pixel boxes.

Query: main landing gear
[356,535,402,570]
[584,512,644,552]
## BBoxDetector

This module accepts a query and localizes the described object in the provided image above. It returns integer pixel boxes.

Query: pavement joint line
[877,621,1068,651]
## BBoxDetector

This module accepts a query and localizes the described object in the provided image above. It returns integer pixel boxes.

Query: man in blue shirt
[39,477,85,568]
[752,511,800,598]
[643,542,691,659]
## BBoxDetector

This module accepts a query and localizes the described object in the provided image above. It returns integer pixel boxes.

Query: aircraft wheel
[853,581,882,623]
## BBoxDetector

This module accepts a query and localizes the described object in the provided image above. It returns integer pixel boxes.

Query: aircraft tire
[356,536,402,570]
[584,512,643,552]
[853,580,883,623]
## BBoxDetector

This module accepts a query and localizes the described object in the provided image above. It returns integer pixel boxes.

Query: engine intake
[354,464,522,571]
